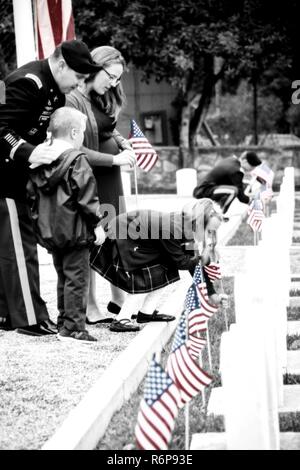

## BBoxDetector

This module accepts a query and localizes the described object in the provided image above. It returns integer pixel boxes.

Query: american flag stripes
[171,310,206,360]
[166,316,213,407]
[129,119,158,172]
[185,284,208,335]
[197,282,219,317]
[260,183,274,202]
[204,262,222,281]
[252,162,274,187]
[35,0,75,59]
[135,358,182,450]
[247,198,265,232]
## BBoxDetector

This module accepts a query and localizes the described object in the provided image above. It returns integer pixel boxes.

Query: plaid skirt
[90,239,180,294]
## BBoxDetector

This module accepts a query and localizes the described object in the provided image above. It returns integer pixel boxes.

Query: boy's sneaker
[57,329,97,344]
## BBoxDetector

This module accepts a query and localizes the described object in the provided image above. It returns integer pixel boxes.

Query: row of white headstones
[219,167,295,450]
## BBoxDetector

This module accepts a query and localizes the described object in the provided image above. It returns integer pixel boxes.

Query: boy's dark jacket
[27,148,101,252]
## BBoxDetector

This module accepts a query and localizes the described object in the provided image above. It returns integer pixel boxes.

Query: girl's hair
[182,198,223,240]
[85,46,127,119]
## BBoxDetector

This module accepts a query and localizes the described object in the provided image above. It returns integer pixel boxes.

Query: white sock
[140,289,163,315]
[117,293,147,321]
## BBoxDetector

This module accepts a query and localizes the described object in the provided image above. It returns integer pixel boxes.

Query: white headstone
[176,169,197,196]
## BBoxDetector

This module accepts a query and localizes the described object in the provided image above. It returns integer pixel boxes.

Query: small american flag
[185,284,208,336]
[260,183,274,202]
[204,262,222,281]
[135,358,181,450]
[252,162,274,187]
[129,119,158,172]
[166,315,213,406]
[171,310,206,361]
[193,264,219,318]
[247,198,265,232]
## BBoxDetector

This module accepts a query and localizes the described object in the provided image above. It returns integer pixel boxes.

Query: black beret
[244,151,261,167]
[61,40,102,74]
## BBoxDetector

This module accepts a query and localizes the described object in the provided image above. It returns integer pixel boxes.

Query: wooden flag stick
[133,164,139,211]
[185,403,190,450]
[199,350,206,409]
[206,326,212,372]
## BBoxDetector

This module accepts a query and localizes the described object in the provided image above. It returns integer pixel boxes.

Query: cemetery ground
[1,193,300,449]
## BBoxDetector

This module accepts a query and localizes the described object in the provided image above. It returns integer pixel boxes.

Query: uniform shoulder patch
[25,73,43,90]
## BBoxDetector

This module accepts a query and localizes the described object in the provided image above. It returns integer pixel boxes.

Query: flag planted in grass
[204,262,222,281]
[135,358,181,450]
[166,312,212,407]
[252,162,274,187]
[193,264,219,318]
[129,119,158,172]
[247,198,265,232]
[185,283,208,335]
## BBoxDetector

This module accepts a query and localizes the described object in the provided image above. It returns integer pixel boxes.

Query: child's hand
[209,293,229,308]
[94,225,106,246]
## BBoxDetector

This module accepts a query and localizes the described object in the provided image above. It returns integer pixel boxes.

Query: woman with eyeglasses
[67,46,135,324]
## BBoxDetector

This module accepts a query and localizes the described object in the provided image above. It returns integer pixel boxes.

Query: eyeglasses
[102,68,121,86]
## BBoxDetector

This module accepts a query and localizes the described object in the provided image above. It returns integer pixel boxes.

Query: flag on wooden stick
[204,262,222,281]
[247,198,265,232]
[129,119,158,172]
[166,314,213,407]
[135,358,181,450]
[35,0,75,59]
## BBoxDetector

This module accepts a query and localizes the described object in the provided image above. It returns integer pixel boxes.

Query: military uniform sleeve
[0,77,41,164]
[70,155,102,227]
[230,169,250,204]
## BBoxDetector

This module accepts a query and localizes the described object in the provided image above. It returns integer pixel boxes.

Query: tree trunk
[253,75,258,145]
[189,56,225,151]
[179,101,192,168]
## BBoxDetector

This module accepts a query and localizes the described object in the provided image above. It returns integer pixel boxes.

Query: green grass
[287,334,300,350]
[280,413,300,432]
[289,290,300,297]
[96,276,235,450]
[284,373,300,385]
[227,218,256,246]
[287,307,300,321]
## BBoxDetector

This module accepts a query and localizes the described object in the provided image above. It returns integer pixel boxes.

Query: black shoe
[86,301,121,324]
[17,320,57,336]
[136,311,175,324]
[44,318,57,330]
[86,316,113,324]
[0,323,13,331]
[131,309,159,320]
[109,319,140,332]
[107,301,121,315]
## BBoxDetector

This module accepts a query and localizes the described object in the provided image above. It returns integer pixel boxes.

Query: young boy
[27,107,105,343]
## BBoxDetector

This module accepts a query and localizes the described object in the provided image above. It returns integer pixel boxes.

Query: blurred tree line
[71,0,300,165]
[2,0,300,164]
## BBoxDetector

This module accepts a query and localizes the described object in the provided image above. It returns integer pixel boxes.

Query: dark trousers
[52,246,90,332]
[0,198,48,328]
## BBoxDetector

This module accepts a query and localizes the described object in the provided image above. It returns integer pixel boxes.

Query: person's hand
[94,225,106,246]
[113,149,136,167]
[29,142,61,169]
[121,140,133,151]
[209,293,229,308]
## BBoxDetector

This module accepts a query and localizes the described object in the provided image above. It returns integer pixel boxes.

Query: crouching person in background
[27,107,105,344]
